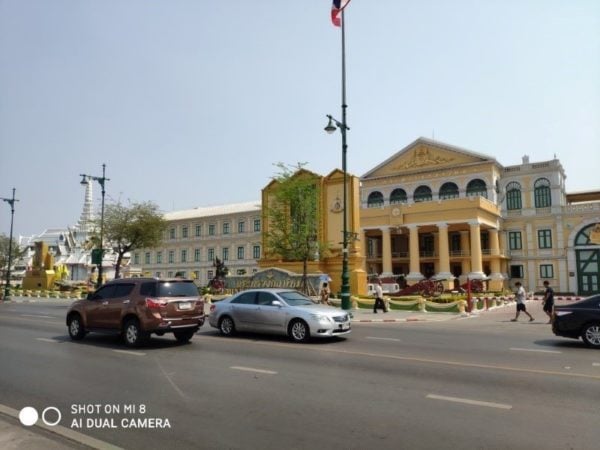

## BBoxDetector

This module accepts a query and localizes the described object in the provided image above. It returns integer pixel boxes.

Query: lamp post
[80,164,109,289]
[324,115,351,310]
[2,188,18,300]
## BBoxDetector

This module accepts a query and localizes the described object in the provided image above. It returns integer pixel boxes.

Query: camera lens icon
[19,406,61,427]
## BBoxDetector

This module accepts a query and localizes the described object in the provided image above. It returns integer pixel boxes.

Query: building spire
[76,176,94,233]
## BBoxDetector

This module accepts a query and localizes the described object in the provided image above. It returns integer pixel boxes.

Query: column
[488,227,504,290]
[406,225,423,282]
[460,230,471,278]
[436,223,453,279]
[469,221,485,278]
[381,227,393,276]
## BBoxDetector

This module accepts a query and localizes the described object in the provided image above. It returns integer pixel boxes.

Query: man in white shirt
[373,279,388,313]
[511,281,534,322]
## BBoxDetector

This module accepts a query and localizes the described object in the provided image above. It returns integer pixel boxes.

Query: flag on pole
[331,0,351,27]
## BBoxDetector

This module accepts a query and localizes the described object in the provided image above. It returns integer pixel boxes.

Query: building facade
[137,201,262,286]
[359,138,600,295]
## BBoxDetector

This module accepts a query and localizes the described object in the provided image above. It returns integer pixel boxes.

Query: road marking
[366,336,401,342]
[21,314,55,319]
[155,358,187,399]
[593,363,600,367]
[36,337,59,343]
[510,347,562,354]
[230,366,278,375]
[427,394,512,410]
[112,349,146,356]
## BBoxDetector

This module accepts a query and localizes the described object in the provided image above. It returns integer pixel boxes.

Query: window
[208,224,216,236]
[195,224,201,237]
[231,292,256,305]
[207,270,214,279]
[367,191,384,207]
[390,188,407,204]
[145,252,151,264]
[414,185,432,202]
[257,292,278,305]
[155,272,161,278]
[223,222,230,234]
[237,246,245,260]
[156,251,162,264]
[181,249,187,263]
[450,233,461,253]
[508,231,522,250]
[510,265,524,278]
[480,231,489,251]
[193,270,200,280]
[254,219,261,232]
[194,248,201,262]
[534,178,551,208]
[182,226,188,238]
[168,250,175,264]
[236,269,247,275]
[439,182,459,200]
[253,245,261,259]
[114,284,135,297]
[538,229,552,249]
[134,253,140,265]
[466,179,487,198]
[208,248,215,261]
[506,182,522,210]
[169,228,176,239]
[238,221,245,233]
[167,271,173,278]
[540,264,554,278]
[222,247,229,261]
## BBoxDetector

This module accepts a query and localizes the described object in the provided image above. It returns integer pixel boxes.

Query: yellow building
[360,138,600,295]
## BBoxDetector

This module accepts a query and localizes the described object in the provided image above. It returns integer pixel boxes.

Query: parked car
[208,288,351,342]
[66,278,205,347]
[552,294,600,348]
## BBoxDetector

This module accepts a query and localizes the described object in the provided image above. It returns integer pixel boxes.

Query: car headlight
[311,314,332,324]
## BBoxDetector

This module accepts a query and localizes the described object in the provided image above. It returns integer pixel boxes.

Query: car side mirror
[272,300,282,307]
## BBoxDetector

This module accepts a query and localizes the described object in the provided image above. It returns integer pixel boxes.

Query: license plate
[178,302,192,310]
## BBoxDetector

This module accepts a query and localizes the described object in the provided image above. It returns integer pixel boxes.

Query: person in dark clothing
[542,280,555,324]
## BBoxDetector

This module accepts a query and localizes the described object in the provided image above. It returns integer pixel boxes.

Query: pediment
[362,138,495,180]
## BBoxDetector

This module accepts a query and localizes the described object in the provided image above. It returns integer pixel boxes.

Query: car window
[113,284,135,297]
[157,281,198,297]
[231,292,256,305]
[279,291,313,306]
[140,282,157,297]
[257,292,278,306]
[91,285,117,300]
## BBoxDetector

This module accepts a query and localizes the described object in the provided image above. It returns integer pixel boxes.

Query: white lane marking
[36,338,60,343]
[427,394,512,410]
[510,347,562,354]
[112,349,146,356]
[366,336,401,342]
[593,363,600,367]
[22,314,55,319]
[156,358,186,399]
[230,366,278,375]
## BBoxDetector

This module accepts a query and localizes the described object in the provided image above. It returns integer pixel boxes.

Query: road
[1,299,599,450]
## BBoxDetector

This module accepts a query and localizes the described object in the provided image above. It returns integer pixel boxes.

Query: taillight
[146,298,167,309]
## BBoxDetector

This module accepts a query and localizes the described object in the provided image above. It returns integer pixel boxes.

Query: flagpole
[340,8,350,310]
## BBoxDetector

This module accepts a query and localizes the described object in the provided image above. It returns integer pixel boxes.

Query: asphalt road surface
[1,300,599,450]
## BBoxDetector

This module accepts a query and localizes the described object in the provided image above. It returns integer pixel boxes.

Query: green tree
[265,163,328,293]
[0,234,25,272]
[93,202,167,279]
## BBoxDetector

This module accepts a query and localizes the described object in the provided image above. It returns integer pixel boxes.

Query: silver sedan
[208,288,351,342]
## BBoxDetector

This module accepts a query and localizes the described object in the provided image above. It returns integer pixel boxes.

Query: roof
[164,201,261,221]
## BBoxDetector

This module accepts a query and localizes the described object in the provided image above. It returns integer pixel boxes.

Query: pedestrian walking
[542,280,555,323]
[511,281,534,322]
[319,282,331,306]
[373,279,388,313]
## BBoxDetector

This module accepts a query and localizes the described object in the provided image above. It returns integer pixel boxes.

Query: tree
[265,163,328,293]
[93,202,166,279]
[0,234,25,272]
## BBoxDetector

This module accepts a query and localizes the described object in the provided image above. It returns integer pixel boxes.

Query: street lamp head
[324,116,337,134]
[80,175,89,185]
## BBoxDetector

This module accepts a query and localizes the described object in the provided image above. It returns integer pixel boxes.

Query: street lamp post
[324,115,351,310]
[2,188,18,301]
[80,164,109,289]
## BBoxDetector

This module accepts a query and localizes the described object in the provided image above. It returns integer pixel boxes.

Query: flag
[331,0,351,27]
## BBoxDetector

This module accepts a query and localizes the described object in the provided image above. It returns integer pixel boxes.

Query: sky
[1,0,599,237]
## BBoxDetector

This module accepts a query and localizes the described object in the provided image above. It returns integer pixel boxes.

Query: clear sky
[1,0,599,237]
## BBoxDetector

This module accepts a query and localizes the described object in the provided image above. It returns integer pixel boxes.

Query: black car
[552,294,600,348]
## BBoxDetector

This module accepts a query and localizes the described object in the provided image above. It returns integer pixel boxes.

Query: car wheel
[218,316,235,336]
[67,314,86,341]
[123,319,149,348]
[174,329,195,343]
[581,323,600,348]
[288,319,310,343]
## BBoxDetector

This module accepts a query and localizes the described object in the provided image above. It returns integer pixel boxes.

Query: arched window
[414,185,432,202]
[466,179,488,198]
[367,191,384,208]
[506,181,522,210]
[390,188,407,204]
[439,182,459,200]
[575,223,600,246]
[534,178,551,208]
